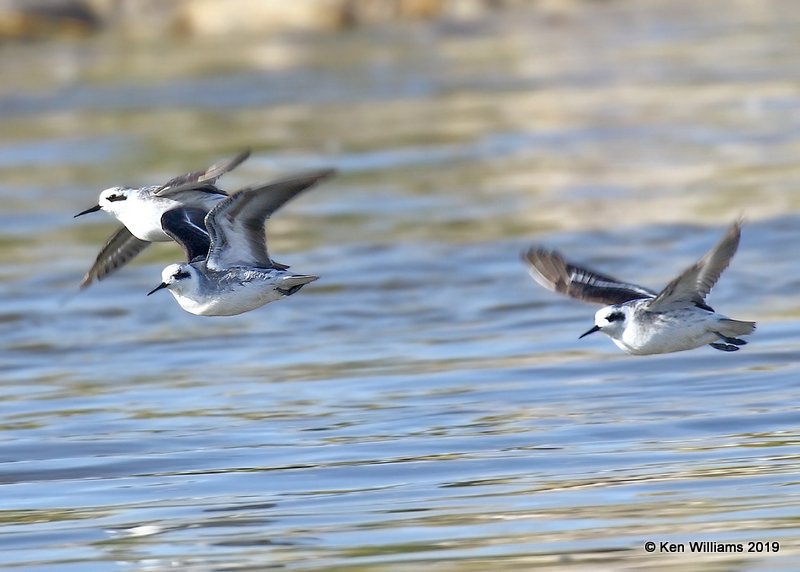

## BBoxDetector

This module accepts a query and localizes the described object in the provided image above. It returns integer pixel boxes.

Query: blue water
[2,2,800,570]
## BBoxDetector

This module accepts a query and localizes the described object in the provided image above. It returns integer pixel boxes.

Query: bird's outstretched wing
[154,182,228,200]
[80,226,150,289]
[646,221,741,312]
[154,150,251,196]
[205,169,336,271]
[522,247,656,305]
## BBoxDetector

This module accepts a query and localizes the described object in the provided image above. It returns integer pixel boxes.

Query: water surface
[2,1,800,570]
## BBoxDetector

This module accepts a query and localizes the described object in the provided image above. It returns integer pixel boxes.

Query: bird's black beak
[74,204,101,218]
[147,282,168,296]
[579,325,601,339]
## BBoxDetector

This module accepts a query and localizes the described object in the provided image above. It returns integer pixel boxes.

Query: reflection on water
[2,1,800,570]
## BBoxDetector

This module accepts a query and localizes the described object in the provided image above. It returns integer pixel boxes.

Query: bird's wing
[154,182,228,200]
[522,247,657,305]
[646,221,741,312]
[153,150,251,196]
[205,168,336,271]
[161,207,212,263]
[80,226,150,289]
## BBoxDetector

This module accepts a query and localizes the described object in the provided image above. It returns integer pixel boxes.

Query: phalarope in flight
[75,151,250,288]
[147,168,335,316]
[523,221,755,355]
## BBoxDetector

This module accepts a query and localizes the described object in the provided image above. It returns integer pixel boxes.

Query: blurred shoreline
[0,0,546,40]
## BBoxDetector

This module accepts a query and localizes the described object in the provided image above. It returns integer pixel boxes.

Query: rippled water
[2,1,800,570]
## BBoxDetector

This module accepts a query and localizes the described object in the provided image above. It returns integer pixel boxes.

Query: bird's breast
[172,274,284,316]
[117,198,178,242]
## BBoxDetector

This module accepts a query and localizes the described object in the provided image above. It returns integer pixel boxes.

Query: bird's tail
[717,318,756,338]
[277,274,318,297]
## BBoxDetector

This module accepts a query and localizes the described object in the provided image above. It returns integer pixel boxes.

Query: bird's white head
[74,186,137,219]
[580,304,630,340]
[97,186,139,216]
[75,187,137,218]
[147,263,199,297]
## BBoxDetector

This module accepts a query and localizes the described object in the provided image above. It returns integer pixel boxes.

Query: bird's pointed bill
[147,282,168,296]
[74,204,102,218]
[579,325,601,339]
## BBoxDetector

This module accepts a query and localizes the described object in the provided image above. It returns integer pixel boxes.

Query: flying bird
[147,168,336,316]
[522,221,755,354]
[75,150,250,288]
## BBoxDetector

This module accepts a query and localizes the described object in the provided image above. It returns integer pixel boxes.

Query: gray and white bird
[75,151,250,288]
[147,168,335,316]
[522,221,755,355]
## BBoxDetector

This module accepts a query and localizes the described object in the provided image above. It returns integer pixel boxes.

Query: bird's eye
[174,270,191,280]
[606,312,624,322]
[106,194,127,202]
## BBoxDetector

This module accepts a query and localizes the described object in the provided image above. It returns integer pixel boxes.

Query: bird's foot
[709,342,740,352]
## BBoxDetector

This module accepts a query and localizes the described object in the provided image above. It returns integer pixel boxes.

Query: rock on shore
[0,0,536,40]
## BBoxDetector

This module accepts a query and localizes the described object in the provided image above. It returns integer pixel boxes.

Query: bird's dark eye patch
[174,270,190,280]
[106,194,127,202]
[605,311,624,322]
